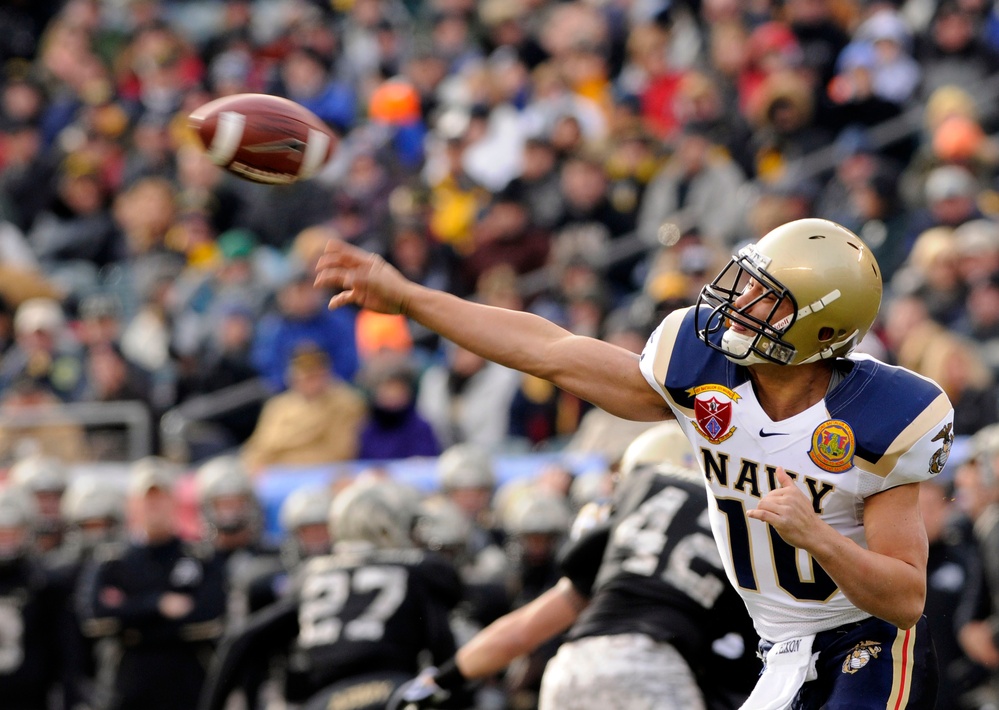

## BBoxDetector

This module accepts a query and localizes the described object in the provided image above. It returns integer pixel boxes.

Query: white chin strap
[720,330,772,366]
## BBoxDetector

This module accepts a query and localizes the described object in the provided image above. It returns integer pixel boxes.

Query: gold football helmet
[696,218,882,366]
[618,421,697,481]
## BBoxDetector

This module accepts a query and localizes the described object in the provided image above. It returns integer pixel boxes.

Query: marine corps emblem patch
[809,419,855,473]
[689,384,740,444]
[842,640,882,674]
[929,422,954,475]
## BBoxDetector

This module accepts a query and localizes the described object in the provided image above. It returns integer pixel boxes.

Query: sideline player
[391,422,759,710]
[316,218,953,708]
[197,478,463,710]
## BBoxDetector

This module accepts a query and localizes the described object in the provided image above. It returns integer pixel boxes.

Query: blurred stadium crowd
[4,0,999,707]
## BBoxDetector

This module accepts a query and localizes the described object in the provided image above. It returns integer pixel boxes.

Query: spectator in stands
[120,112,177,186]
[28,152,122,278]
[881,292,945,373]
[915,1,999,103]
[178,299,258,399]
[0,115,55,234]
[0,375,90,463]
[237,177,336,252]
[330,147,397,256]
[417,343,520,452]
[174,142,245,237]
[822,44,908,157]
[616,22,685,140]
[746,70,831,183]
[672,71,755,176]
[171,227,268,361]
[358,353,440,461]
[914,333,999,436]
[893,226,967,328]
[737,21,804,118]
[784,0,850,91]
[507,137,564,232]
[815,139,910,282]
[636,120,746,250]
[953,220,999,287]
[251,263,359,390]
[0,297,86,402]
[425,111,491,254]
[553,148,637,296]
[906,165,984,258]
[277,45,355,134]
[459,182,550,296]
[849,10,920,107]
[242,343,367,472]
[960,273,999,378]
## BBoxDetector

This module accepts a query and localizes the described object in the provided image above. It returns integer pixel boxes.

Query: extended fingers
[319,238,370,267]
[315,267,353,290]
[316,252,350,271]
[328,290,355,310]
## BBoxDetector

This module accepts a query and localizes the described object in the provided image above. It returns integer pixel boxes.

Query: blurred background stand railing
[159,377,271,464]
[0,400,152,464]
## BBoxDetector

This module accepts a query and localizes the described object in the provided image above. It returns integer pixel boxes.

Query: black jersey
[199,544,462,710]
[560,466,759,701]
[0,557,60,710]
[78,536,227,710]
[294,545,461,688]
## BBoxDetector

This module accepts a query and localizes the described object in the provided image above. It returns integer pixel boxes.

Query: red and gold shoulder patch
[688,384,740,444]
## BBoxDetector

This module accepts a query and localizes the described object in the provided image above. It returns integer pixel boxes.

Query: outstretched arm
[457,578,588,679]
[315,240,672,422]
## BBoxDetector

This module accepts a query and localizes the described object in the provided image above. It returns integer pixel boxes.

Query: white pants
[538,633,706,710]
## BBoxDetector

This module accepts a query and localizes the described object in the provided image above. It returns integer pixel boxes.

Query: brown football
[188,93,337,185]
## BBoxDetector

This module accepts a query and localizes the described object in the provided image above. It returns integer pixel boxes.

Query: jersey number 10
[715,497,838,602]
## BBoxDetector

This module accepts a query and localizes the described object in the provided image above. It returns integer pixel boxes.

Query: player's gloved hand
[388,667,448,710]
[387,660,467,710]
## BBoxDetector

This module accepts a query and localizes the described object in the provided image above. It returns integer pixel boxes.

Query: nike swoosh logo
[759,429,789,437]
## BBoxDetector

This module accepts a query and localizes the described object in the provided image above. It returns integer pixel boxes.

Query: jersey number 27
[299,566,408,648]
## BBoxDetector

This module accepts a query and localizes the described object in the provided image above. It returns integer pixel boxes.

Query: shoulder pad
[830,358,952,480]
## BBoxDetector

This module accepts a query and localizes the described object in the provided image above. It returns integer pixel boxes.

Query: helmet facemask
[696,245,801,365]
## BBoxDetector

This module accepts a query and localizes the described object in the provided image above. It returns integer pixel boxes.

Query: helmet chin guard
[696,245,801,365]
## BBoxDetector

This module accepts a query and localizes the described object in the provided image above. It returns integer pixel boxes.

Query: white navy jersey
[640,306,955,642]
